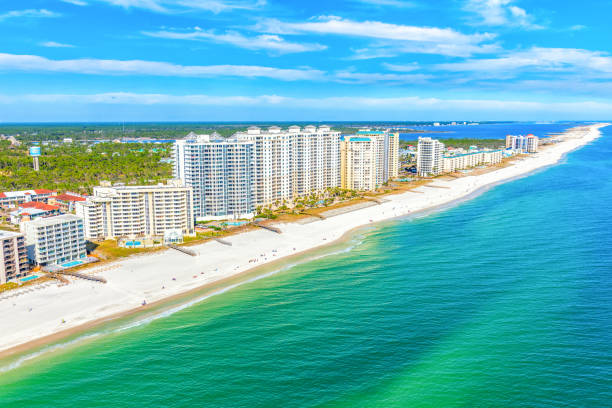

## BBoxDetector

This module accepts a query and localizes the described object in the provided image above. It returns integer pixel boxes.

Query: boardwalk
[214,238,232,246]
[254,223,282,234]
[56,270,107,284]
[168,244,198,256]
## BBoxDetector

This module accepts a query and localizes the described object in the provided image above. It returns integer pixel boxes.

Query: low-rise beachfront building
[442,150,503,173]
[75,180,195,240]
[9,201,61,224]
[0,189,56,208]
[48,192,87,213]
[174,133,255,221]
[505,134,539,153]
[234,125,341,207]
[0,231,30,284]
[340,130,399,191]
[417,137,445,177]
[21,214,86,267]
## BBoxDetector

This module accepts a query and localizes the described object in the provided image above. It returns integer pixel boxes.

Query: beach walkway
[254,223,282,234]
[214,238,232,246]
[56,271,107,284]
[168,244,198,256]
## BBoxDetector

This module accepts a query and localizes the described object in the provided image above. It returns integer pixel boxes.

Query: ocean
[1,124,611,407]
[399,122,588,140]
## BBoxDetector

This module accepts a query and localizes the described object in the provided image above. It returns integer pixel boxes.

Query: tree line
[0,141,173,193]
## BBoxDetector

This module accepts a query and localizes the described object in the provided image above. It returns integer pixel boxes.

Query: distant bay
[399,122,587,140]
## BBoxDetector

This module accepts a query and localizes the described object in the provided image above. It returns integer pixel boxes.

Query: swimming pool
[125,241,142,247]
[222,222,247,226]
[62,260,85,268]
[20,275,39,282]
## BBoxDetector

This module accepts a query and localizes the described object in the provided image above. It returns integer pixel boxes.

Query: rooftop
[179,133,251,144]
[444,149,503,159]
[342,136,371,142]
[19,201,60,211]
[0,189,56,199]
[356,130,386,135]
[54,193,87,202]
[93,179,188,193]
[0,230,23,238]
[11,208,48,217]
[25,214,83,227]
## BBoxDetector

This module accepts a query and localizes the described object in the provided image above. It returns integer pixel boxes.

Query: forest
[0,122,500,142]
[0,141,173,193]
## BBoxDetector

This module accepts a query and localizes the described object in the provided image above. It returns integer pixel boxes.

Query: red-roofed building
[0,189,57,208]
[33,189,55,195]
[10,202,61,224]
[19,201,60,212]
[49,193,87,213]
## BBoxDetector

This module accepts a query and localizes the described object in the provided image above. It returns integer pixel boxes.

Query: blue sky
[1,0,611,121]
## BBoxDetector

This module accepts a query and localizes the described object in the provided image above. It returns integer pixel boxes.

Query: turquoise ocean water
[1,126,611,407]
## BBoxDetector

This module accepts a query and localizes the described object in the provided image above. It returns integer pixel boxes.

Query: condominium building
[75,180,195,240]
[340,136,377,191]
[417,137,445,177]
[174,133,254,220]
[351,130,400,184]
[21,214,86,267]
[0,231,30,284]
[442,150,503,173]
[234,125,341,207]
[340,130,400,191]
[505,134,539,153]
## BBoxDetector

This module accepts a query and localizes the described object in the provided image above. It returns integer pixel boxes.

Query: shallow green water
[1,129,611,407]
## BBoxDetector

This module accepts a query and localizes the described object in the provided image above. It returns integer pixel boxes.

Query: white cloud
[0,52,444,84]
[39,41,75,48]
[437,47,612,76]
[464,0,542,29]
[256,16,497,57]
[61,0,88,5]
[257,16,494,43]
[3,92,611,119]
[0,9,60,21]
[143,29,326,54]
[354,0,417,7]
[570,24,586,31]
[92,0,265,14]
[11,92,287,106]
[334,70,430,83]
[0,53,324,81]
[382,62,420,72]
[348,47,400,60]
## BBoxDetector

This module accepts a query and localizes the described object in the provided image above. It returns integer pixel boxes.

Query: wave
[0,235,366,373]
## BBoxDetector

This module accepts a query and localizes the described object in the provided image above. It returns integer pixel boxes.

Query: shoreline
[0,123,608,364]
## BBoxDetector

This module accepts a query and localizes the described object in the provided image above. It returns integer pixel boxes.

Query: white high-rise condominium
[505,134,539,153]
[340,130,399,191]
[21,214,86,267]
[234,125,341,207]
[174,133,255,220]
[75,180,195,240]
[417,137,445,177]
[340,136,377,191]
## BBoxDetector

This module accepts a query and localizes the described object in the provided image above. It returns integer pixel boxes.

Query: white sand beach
[0,123,608,355]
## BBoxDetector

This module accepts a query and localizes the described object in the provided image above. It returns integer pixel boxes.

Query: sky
[1,0,612,122]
